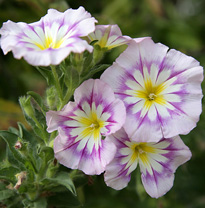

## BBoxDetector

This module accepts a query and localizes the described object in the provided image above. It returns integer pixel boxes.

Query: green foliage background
[0,0,205,207]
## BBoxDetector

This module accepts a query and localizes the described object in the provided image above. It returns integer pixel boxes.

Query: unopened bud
[19,96,35,118]
[46,87,57,109]
[14,141,22,149]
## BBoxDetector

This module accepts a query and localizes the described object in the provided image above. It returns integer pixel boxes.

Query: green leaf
[0,131,25,169]
[20,106,49,143]
[0,166,19,182]
[8,127,20,136]
[33,198,47,208]
[39,146,54,162]
[6,146,24,170]
[64,66,80,90]
[0,189,15,201]
[36,67,54,86]
[41,172,76,196]
[17,122,42,148]
[27,91,46,114]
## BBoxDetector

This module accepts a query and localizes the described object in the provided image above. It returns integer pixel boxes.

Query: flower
[101,38,203,142]
[88,25,131,50]
[46,79,126,175]
[104,128,192,198]
[0,7,97,66]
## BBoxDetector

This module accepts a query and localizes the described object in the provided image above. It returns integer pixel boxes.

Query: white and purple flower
[101,38,203,142]
[104,128,192,198]
[0,7,97,66]
[46,79,126,175]
[88,24,131,50]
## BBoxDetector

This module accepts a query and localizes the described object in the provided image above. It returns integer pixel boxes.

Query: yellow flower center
[35,36,64,50]
[130,142,156,165]
[79,111,105,141]
[135,78,167,109]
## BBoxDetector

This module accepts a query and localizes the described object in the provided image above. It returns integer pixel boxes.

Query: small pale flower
[101,38,203,142]
[88,25,131,50]
[46,79,126,175]
[104,128,192,198]
[0,7,97,66]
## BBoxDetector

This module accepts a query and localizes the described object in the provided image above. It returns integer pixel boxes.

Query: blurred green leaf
[0,189,15,201]
[33,197,47,208]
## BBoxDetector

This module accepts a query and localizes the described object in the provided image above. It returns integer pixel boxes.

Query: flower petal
[101,38,203,142]
[141,136,192,198]
[54,129,116,175]
[47,79,126,175]
[0,7,97,66]
[88,24,131,49]
[104,128,191,198]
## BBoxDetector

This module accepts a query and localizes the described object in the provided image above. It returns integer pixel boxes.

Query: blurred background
[0,0,205,207]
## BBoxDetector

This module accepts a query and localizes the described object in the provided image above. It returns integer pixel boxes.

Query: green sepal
[41,172,76,196]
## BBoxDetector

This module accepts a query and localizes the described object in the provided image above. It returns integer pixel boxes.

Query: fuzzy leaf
[6,146,24,170]
[41,172,76,196]
[27,91,46,113]
[36,67,54,86]
[0,189,15,201]
[0,166,20,182]
[0,131,25,169]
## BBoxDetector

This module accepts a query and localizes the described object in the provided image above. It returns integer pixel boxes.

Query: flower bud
[14,141,22,150]
[46,87,57,110]
[19,96,35,118]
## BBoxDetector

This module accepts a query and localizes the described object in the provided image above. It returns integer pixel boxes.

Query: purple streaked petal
[0,7,97,66]
[141,136,191,198]
[88,24,131,49]
[54,131,116,175]
[101,38,203,142]
[104,128,192,198]
[74,79,126,134]
[46,79,126,175]
[46,102,77,133]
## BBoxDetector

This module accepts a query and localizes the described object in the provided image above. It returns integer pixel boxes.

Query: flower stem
[51,65,63,109]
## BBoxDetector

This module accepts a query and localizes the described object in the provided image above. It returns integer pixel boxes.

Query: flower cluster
[0,6,203,200]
